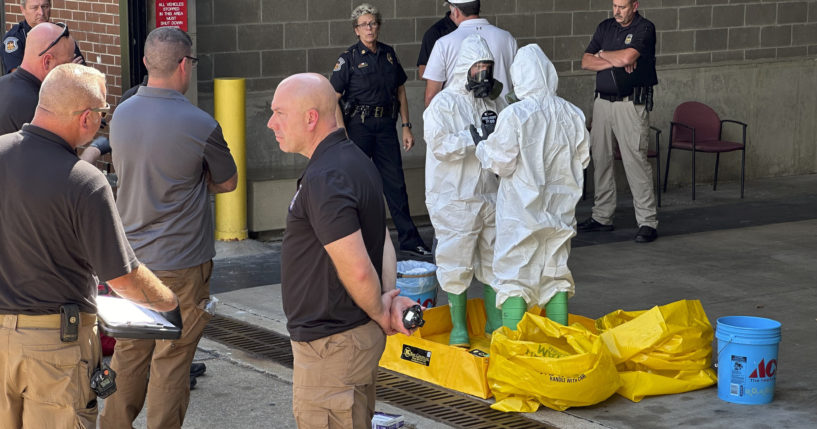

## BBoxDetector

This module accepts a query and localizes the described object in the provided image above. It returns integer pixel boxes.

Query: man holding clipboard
[0,63,180,429]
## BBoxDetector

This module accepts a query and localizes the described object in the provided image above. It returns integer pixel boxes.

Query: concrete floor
[190,174,817,428]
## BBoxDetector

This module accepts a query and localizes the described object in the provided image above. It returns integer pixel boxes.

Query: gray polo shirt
[111,86,236,271]
[0,125,138,315]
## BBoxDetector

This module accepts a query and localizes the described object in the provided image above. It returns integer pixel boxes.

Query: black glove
[469,124,483,146]
[89,136,111,155]
[482,121,496,138]
[159,305,183,330]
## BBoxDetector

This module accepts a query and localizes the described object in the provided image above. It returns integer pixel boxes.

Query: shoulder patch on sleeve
[4,37,19,54]
[333,57,346,72]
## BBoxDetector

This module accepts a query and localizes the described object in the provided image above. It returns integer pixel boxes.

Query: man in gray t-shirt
[100,27,237,429]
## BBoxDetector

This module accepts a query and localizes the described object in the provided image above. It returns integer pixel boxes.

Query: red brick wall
[4,0,124,105]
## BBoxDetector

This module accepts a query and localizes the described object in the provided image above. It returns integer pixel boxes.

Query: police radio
[402,305,425,330]
[90,363,117,398]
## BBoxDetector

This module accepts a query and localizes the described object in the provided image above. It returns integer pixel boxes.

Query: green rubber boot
[483,284,503,335]
[545,292,568,325]
[447,292,470,348]
[502,297,527,330]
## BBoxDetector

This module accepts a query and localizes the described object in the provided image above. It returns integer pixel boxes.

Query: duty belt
[352,104,394,122]
[596,92,633,102]
[7,312,97,329]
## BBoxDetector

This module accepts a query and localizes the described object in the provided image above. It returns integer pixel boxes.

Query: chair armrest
[721,119,747,128]
[670,121,696,148]
[720,119,748,146]
[670,121,694,132]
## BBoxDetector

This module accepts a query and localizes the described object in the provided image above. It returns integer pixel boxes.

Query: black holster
[60,304,80,342]
[392,98,400,120]
[633,86,655,111]
[340,98,355,120]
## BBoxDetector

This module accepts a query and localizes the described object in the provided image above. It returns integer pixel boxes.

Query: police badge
[386,52,393,64]
[333,57,345,72]
[4,37,19,54]
[625,34,633,45]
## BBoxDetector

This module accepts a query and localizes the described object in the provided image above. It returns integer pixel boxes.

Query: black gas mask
[465,61,495,99]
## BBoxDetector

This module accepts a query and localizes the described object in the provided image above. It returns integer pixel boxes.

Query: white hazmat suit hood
[423,34,507,295]
[476,44,590,308]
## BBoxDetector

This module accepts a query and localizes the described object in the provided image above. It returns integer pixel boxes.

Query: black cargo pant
[346,115,423,250]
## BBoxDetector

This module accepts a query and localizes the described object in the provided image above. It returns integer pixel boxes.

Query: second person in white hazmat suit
[474,44,590,328]
[423,34,508,348]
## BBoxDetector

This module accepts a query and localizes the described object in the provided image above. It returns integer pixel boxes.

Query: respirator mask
[465,61,496,99]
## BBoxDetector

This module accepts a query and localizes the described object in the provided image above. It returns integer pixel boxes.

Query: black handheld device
[402,304,425,330]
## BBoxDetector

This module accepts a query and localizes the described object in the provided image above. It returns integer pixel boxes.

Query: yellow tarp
[595,299,718,401]
[378,298,493,398]
[487,312,621,412]
[380,298,718,409]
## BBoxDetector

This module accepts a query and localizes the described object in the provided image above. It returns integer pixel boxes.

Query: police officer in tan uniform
[579,0,659,243]
[0,63,179,428]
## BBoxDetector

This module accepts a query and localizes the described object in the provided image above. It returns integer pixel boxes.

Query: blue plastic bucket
[716,316,781,405]
[396,260,438,308]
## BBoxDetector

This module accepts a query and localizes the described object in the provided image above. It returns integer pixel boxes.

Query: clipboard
[96,296,182,340]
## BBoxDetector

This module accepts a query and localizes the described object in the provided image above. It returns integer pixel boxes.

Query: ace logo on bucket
[749,358,777,380]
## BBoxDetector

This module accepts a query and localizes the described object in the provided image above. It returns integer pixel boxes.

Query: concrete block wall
[197,1,817,90]
[4,0,124,105]
[193,0,817,232]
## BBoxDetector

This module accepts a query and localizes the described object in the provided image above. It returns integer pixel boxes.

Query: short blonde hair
[351,3,380,29]
[39,63,106,115]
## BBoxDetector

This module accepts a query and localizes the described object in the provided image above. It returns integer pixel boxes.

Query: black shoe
[577,217,614,232]
[190,362,207,378]
[401,245,432,258]
[634,226,658,243]
[190,375,197,390]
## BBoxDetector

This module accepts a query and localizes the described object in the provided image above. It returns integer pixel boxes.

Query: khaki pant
[291,321,386,429]
[590,97,658,229]
[0,313,101,428]
[100,260,213,429]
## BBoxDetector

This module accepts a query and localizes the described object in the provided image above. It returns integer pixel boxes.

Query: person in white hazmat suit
[423,34,507,348]
[473,44,590,328]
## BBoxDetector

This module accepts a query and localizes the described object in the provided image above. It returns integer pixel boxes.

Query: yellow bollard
[214,78,248,240]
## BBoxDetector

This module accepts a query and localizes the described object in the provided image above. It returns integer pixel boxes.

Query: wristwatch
[401,122,412,129]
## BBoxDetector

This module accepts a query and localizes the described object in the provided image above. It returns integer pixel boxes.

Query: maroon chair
[664,101,747,200]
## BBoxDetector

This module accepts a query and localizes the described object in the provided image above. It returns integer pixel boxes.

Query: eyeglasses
[38,22,69,57]
[355,21,379,29]
[72,103,111,119]
[178,55,199,68]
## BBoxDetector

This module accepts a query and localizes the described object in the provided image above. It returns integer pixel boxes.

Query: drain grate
[203,315,294,367]
[203,315,550,429]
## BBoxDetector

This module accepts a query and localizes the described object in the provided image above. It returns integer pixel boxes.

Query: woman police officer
[330,3,431,258]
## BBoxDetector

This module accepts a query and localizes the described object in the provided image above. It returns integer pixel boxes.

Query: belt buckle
[374,106,384,117]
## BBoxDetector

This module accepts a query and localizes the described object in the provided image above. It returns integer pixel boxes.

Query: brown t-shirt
[281,129,386,342]
[0,125,139,315]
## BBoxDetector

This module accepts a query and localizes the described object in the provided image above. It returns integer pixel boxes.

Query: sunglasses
[178,55,199,67]
[38,22,69,57]
[72,103,111,119]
